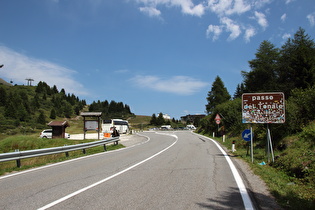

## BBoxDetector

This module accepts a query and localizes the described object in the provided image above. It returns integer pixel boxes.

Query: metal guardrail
[0,137,119,167]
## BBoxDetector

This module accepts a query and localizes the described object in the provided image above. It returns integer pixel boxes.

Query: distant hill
[0,81,137,139]
[0,81,86,137]
[128,115,151,125]
[127,115,152,130]
[0,78,12,86]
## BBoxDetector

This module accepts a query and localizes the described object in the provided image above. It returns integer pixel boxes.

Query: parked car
[40,129,70,139]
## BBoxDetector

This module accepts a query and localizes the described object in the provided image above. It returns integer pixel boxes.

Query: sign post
[214,114,221,137]
[242,92,285,163]
[250,127,253,163]
[242,128,254,162]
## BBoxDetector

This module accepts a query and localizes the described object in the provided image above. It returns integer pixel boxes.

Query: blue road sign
[242,129,251,142]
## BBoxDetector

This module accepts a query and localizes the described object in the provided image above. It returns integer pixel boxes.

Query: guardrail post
[103,144,107,151]
[64,145,69,157]
[15,149,21,168]
[82,149,86,154]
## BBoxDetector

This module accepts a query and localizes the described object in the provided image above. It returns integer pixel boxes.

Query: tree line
[200,28,315,202]
[149,113,185,128]
[88,100,134,120]
[0,81,86,133]
[201,28,315,140]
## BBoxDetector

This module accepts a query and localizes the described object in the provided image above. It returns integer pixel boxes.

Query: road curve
[0,131,254,209]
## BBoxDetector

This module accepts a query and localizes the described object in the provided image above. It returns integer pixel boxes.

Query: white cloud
[133,0,277,42]
[282,33,291,40]
[136,0,205,17]
[253,0,272,9]
[139,6,161,17]
[0,46,88,96]
[244,27,256,42]
[207,0,231,16]
[285,0,295,4]
[206,24,223,41]
[281,13,287,22]
[307,13,315,27]
[220,17,241,40]
[207,0,251,16]
[181,1,205,16]
[206,17,242,41]
[254,11,268,30]
[130,75,207,95]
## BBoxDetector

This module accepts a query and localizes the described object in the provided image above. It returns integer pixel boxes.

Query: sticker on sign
[242,92,285,124]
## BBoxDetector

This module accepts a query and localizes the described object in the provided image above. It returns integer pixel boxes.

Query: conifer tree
[206,76,231,114]
[242,40,280,92]
[5,101,16,118]
[150,113,157,125]
[51,85,59,94]
[233,83,245,99]
[50,108,56,119]
[156,112,165,125]
[277,27,315,97]
[63,101,73,118]
[0,87,7,106]
[37,111,46,124]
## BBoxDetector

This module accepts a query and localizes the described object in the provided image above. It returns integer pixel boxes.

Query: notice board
[242,92,285,124]
[84,120,99,131]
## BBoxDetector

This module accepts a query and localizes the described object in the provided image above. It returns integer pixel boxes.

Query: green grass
[0,135,125,176]
[0,115,151,175]
[127,115,151,130]
[202,133,315,210]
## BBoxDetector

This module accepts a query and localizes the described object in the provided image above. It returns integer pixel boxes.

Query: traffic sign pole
[215,114,221,137]
[251,126,253,163]
[242,128,254,163]
[267,124,274,163]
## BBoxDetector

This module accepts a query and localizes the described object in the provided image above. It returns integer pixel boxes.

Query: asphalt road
[0,131,254,210]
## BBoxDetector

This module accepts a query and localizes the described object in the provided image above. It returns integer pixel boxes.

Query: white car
[40,129,70,139]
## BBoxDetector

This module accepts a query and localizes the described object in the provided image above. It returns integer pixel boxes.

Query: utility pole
[25,78,34,86]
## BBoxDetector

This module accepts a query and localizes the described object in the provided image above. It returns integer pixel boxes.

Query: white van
[186,125,196,130]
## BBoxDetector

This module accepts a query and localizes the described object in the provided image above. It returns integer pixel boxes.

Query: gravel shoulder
[232,155,282,210]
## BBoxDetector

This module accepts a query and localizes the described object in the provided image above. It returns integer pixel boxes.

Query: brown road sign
[242,92,285,124]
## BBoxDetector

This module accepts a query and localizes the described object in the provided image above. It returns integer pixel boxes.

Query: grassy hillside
[127,115,151,129]
[0,81,138,140]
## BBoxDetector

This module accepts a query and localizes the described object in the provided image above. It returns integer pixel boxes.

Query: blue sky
[0,0,314,119]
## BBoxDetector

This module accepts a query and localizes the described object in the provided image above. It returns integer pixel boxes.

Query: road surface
[0,131,255,209]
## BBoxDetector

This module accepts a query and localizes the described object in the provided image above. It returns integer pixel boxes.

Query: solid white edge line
[194,133,254,210]
[38,134,178,210]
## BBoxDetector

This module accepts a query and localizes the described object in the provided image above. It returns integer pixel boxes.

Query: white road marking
[195,133,254,210]
[0,134,150,181]
[38,134,178,210]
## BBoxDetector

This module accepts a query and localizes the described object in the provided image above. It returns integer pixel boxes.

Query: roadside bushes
[273,123,315,183]
[285,87,315,133]
[299,122,315,143]
[197,98,245,136]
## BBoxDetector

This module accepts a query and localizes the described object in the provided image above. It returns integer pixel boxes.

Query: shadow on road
[196,186,282,210]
